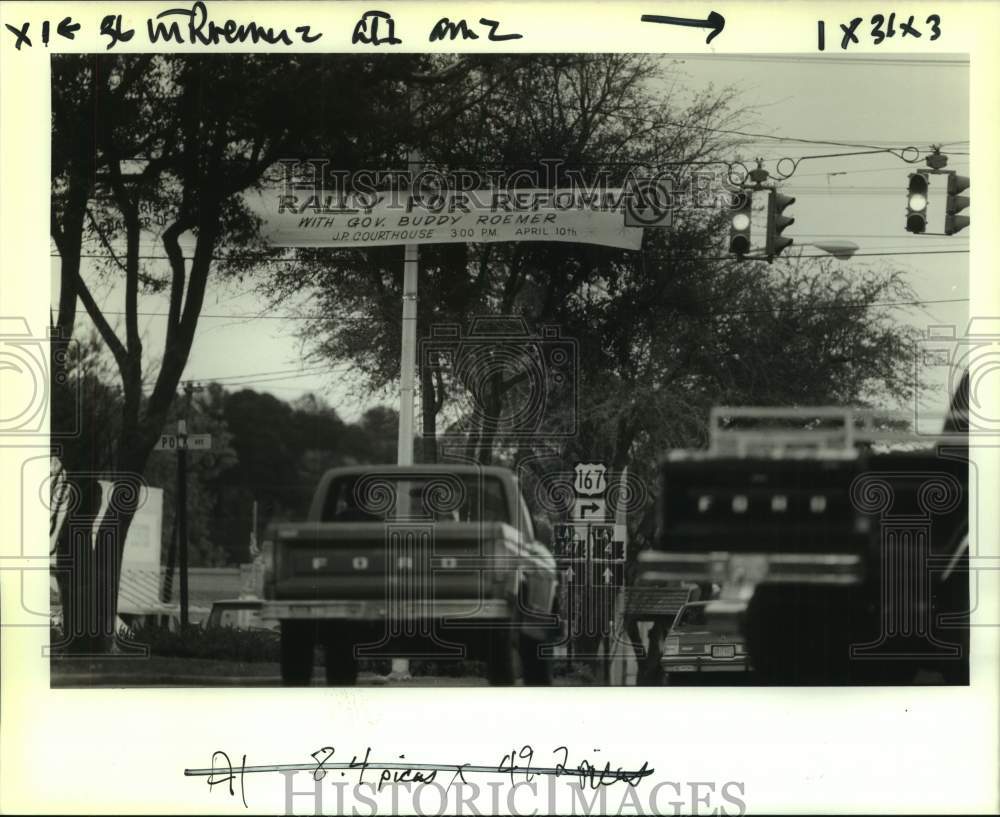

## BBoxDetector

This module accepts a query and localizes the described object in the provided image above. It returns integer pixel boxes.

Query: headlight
[663,636,680,656]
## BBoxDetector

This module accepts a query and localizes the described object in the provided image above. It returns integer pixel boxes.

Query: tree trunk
[52,472,103,655]
[476,365,503,465]
[611,412,637,470]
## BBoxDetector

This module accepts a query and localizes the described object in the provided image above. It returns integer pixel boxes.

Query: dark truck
[639,381,969,684]
[260,465,561,685]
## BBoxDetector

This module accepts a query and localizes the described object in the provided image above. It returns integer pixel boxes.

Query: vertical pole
[397,148,421,467]
[397,243,419,465]
[177,417,189,628]
[250,499,260,597]
[251,500,259,555]
[161,510,177,604]
[390,150,420,681]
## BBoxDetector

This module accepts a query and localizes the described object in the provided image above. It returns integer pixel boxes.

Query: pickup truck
[640,379,969,685]
[260,465,561,685]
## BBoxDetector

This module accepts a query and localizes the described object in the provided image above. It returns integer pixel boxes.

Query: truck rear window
[321,474,509,524]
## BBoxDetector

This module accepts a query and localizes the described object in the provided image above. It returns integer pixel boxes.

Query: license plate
[668,665,697,672]
[712,645,736,659]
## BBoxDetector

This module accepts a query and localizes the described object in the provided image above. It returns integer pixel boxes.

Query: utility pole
[389,148,421,682]
[396,151,421,469]
[177,416,189,628]
[161,511,177,605]
[177,381,203,628]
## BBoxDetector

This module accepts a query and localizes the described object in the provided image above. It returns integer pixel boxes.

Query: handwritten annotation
[189,745,654,808]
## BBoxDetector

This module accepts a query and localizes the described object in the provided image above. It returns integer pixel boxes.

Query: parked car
[661,601,749,682]
[205,598,278,633]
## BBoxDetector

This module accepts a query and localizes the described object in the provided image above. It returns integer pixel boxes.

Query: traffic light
[729,189,752,257]
[766,190,796,259]
[906,172,929,234]
[944,173,970,235]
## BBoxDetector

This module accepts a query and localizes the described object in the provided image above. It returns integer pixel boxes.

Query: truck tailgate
[659,457,864,554]
[270,521,520,601]
[642,455,869,586]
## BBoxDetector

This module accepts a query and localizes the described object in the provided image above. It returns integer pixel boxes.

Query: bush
[123,627,502,675]
[130,622,280,663]
[355,658,485,677]
[551,659,595,683]
[410,659,486,677]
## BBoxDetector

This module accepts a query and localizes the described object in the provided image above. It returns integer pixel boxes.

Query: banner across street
[249,187,647,250]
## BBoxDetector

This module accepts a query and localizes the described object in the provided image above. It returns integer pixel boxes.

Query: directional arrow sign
[573,498,607,521]
[640,10,726,44]
[593,562,625,587]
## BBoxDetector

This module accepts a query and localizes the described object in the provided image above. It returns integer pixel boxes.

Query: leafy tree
[262,54,924,545]
[265,55,748,461]
[49,53,470,650]
[208,390,400,564]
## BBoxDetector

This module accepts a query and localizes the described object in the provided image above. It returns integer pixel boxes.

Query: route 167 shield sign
[573,462,607,497]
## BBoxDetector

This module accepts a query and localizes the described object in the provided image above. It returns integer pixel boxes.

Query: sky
[52,53,970,427]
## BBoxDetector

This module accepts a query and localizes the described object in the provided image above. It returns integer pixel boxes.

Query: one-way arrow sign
[640,10,726,44]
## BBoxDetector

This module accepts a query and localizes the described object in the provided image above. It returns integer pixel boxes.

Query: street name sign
[155,433,213,451]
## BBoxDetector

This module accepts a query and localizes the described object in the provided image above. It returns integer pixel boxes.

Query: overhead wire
[660,54,969,68]
[58,246,972,269]
[180,365,341,383]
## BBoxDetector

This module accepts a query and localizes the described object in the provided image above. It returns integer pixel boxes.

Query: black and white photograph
[1,2,997,814]
[42,46,975,689]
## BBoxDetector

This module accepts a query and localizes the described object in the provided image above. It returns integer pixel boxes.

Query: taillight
[663,636,680,656]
